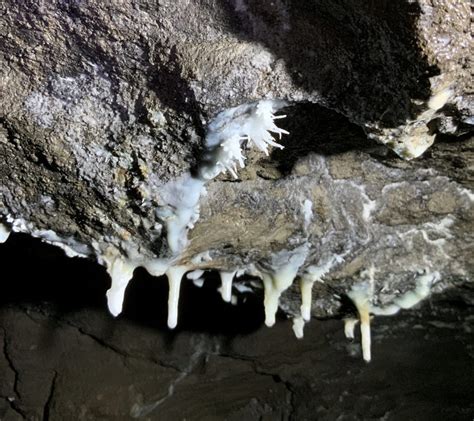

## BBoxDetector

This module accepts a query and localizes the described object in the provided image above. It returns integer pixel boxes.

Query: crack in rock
[0,327,27,419]
[0,396,26,420]
[18,305,182,374]
[130,334,217,418]
[218,352,295,418]
[42,371,57,421]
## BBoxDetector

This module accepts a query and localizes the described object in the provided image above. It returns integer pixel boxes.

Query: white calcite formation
[348,283,373,362]
[166,266,189,329]
[104,255,136,317]
[368,86,455,159]
[347,270,440,362]
[343,318,359,340]
[0,223,10,243]
[94,99,452,361]
[96,100,300,331]
[249,246,309,328]
[218,271,236,303]
[3,99,319,339]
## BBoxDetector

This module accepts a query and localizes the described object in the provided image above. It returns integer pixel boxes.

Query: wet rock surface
[0,236,473,421]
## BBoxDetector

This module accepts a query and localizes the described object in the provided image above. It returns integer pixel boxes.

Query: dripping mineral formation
[0,0,473,362]
[104,100,291,330]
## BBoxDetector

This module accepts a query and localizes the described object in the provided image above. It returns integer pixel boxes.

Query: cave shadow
[0,234,265,349]
[218,0,437,128]
[264,101,472,178]
[268,102,378,176]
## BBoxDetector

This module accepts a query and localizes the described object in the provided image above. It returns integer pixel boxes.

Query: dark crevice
[0,396,26,420]
[0,234,266,337]
[218,352,295,418]
[33,149,62,173]
[267,103,375,176]
[42,371,57,421]
[0,327,27,419]
[1,327,21,400]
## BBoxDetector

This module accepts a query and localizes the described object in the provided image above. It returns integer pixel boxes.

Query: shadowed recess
[0,234,265,335]
[220,0,437,126]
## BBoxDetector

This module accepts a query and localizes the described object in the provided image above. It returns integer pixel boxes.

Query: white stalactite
[166,266,189,329]
[219,271,235,303]
[105,257,136,317]
[0,223,11,243]
[343,318,359,340]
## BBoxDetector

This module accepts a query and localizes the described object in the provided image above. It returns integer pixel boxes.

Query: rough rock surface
[0,1,473,329]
